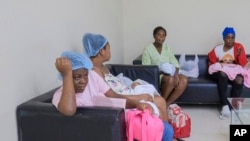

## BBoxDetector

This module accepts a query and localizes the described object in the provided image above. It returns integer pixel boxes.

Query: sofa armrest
[132,55,142,65]
[16,89,126,141]
[106,64,160,91]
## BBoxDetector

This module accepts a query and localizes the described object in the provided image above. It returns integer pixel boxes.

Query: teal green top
[142,43,180,68]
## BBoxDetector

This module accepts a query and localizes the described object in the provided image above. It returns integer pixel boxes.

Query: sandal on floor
[177,139,185,141]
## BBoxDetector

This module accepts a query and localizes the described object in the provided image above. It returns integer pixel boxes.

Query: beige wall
[0,0,122,140]
[123,0,250,64]
[1,0,250,140]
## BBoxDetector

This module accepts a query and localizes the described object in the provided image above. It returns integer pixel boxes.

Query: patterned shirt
[104,73,132,95]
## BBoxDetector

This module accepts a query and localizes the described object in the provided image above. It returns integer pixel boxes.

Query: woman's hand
[55,57,72,76]
[173,73,179,87]
[136,102,153,114]
[244,62,250,70]
[137,94,153,102]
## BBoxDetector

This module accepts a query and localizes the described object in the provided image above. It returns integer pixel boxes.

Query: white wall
[123,0,250,64]
[2,0,250,140]
[0,0,122,140]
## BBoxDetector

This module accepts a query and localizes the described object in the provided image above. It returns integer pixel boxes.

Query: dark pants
[211,71,244,106]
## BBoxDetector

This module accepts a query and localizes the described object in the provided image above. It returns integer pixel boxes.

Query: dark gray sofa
[16,64,160,141]
[133,54,250,104]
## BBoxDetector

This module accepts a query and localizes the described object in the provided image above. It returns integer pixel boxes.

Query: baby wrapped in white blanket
[131,79,161,117]
[117,73,160,117]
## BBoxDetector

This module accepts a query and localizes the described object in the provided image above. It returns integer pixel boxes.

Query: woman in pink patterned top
[82,33,169,122]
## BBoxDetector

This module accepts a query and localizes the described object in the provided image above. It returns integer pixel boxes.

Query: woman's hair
[153,26,167,36]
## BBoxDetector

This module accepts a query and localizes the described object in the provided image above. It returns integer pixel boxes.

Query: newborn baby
[131,79,160,96]
[221,54,235,64]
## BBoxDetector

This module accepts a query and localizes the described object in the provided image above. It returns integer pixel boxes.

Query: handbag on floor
[126,108,164,141]
[168,104,191,139]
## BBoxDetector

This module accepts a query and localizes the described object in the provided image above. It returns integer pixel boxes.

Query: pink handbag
[126,109,164,141]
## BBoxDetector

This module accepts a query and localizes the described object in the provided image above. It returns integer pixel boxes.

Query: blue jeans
[133,121,174,141]
[162,121,174,141]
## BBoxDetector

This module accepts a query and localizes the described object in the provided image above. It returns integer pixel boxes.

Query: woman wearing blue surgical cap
[83,33,180,141]
[208,27,250,120]
[52,51,154,116]
[82,32,169,120]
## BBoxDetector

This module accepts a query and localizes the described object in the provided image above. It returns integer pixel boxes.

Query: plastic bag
[179,54,199,78]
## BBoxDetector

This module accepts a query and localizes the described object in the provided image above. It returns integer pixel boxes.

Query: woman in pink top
[52,51,153,116]
[82,33,182,141]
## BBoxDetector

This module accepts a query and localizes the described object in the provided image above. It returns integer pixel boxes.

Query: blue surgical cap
[61,51,93,70]
[58,51,93,80]
[82,33,108,57]
[222,27,235,39]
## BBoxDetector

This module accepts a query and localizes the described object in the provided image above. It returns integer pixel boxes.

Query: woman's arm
[92,66,154,110]
[55,58,77,116]
[104,89,153,112]
[208,47,218,66]
[235,43,248,66]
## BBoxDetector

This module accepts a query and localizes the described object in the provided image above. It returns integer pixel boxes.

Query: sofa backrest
[106,64,160,91]
[133,54,250,78]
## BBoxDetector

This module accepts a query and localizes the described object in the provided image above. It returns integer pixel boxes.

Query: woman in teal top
[142,26,188,106]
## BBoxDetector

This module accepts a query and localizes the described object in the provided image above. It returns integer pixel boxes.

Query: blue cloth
[222,27,235,39]
[162,121,174,141]
[82,33,108,57]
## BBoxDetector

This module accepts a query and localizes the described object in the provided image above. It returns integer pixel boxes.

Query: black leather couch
[133,54,250,104]
[16,64,160,141]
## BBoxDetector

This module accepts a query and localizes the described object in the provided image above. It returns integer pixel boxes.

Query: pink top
[52,70,110,107]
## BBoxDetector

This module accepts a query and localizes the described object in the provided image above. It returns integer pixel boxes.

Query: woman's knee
[234,75,244,85]
[161,76,175,89]
[218,71,228,78]
[162,75,174,84]
[178,75,188,87]
[181,75,188,84]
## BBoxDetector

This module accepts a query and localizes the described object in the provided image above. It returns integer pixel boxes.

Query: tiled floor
[178,105,231,141]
